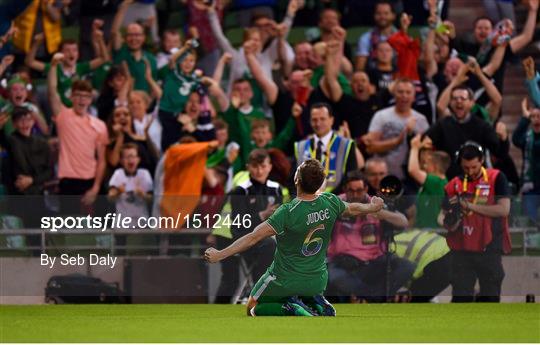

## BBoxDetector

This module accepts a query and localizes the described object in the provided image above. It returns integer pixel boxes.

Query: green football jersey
[266,192,346,279]
[44,62,92,107]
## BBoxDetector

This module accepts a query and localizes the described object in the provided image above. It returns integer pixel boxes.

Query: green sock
[253,303,286,316]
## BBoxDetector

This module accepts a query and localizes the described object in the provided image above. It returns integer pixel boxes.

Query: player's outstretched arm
[342,196,385,217]
[204,222,276,263]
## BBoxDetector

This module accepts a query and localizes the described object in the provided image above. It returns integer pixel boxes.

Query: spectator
[366,41,395,94]
[425,85,508,179]
[365,78,429,180]
[452,0,539,92]
[204,0,297,105]
[129,90,162,153]
[25,29,107,107]
[121,0,159,44]
[436,58,502,123]
[106,105,159,176]
[512,100,540,224]
[96,65,131,122]
[0,106,52,197]
[440,142,511,302]
[47,53,108,210]
[523,56,540,108]
[327,171,414,302]
[108,142,153,223]
[407,134,450,229]
[355,0,397,71]
[111,0,158,93]
[310,8,353,70]
[156,29,182,70]
[1,75,48,137]
[294,102,360,193]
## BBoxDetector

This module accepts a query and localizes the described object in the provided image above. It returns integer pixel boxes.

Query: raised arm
[324,40,344,102]
[408,134,428,185]
[47,53,65,119]
[509,0,539,53]
[201,76,230,112]
[143,58,162,99]
[204,221,276,263]
[436,62,470,117]
[471,59,502,120]
[0,55,14,78]
[25,33,46,72]
[522,56,540,107]
[244,41,278,105]
[89,19,108,69]
[111,0,133,51]
[212,52,232,85]
[206,4,235,55]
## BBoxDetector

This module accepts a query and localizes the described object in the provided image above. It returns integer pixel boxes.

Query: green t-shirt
[266,192,346,278]
[159,67,199,114]
[44,62,92,107]
[416,174,448,228]
[220,105,267,172]
[91,62,112,91]
[311,66,352,95]
[113,44,157,93]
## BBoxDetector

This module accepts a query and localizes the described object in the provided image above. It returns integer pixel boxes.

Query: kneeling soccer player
[205,159,385,316]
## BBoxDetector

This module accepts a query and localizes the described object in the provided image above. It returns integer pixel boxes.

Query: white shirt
[314,130,334,154]
[109,168,153,222]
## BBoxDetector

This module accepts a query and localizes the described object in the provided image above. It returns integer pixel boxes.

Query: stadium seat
[231,255,254,304]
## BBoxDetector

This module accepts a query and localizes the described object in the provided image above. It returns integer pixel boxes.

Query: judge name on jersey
[306,208,330,226]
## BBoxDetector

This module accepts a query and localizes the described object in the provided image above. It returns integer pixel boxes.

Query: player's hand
[204,247,222,263]
[369,196,385,213]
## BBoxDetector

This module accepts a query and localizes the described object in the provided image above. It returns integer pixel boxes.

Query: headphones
[455,141,484,163]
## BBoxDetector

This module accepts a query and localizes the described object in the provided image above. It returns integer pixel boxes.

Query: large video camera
[378,175,403,209]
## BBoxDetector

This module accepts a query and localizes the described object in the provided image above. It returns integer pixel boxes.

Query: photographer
[327,171,415,303]
[440,142,511,302]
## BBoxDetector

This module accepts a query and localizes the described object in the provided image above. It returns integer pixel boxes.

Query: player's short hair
[251,119,271,131]
[11,106,32,122]
[247,149,270,166]
[71,80,93,93]
[297,159,326,194]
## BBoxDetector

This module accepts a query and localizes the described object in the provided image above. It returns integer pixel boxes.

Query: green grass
[1,304,539,342]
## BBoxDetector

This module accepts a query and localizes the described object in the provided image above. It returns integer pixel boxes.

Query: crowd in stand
[0,0,539,303]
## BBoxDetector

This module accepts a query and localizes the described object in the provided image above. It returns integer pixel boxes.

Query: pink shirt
[327,195,386,262]
[55,107,109,180]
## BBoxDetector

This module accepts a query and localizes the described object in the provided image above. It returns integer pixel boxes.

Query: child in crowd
[408,134,451,228]
[108,143,153,221]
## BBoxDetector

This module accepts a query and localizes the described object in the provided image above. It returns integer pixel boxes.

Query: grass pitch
[1,304,539,342]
